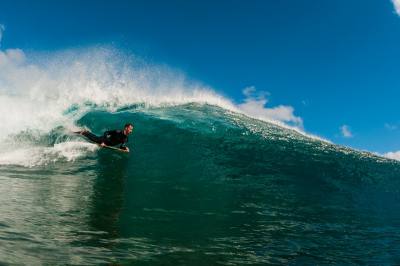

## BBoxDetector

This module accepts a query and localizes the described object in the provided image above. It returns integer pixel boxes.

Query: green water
[1,104,400,265]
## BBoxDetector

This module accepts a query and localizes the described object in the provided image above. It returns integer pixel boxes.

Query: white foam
[0,141,98,167]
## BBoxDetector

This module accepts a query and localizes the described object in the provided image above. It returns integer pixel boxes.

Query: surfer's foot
[74,130,89,135]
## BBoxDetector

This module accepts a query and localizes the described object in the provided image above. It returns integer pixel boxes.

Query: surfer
[76,123,133,152]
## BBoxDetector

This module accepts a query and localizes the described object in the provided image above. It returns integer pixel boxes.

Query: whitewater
[1,47,400,265]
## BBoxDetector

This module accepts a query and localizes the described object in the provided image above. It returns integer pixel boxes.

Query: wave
[0,47,234,140]
[1,46,400,266]
[0,46,397,168]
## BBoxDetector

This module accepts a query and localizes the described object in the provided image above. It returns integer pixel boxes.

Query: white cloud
[340,125,353,138]
[0,24,4,46]
[384,151,400,161]
[237,86,303,128]
[393,0,400,16]
[0,48,25,66]
[385,123,398,130]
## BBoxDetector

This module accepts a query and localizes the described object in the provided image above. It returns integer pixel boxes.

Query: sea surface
[1,48,400,265]
[1,104,400,265]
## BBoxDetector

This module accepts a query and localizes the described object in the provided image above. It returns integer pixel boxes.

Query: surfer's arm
[120,146,129,152]
[119,143,128,151]
[119,137,129,151]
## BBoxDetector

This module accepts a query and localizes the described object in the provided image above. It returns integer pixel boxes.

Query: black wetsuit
[82,130,128,149]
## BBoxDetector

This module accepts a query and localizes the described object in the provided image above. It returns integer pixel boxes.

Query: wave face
[1,48,400,265]
[1,104,400,265]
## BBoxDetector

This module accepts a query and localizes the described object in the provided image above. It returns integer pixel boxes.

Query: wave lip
[0,46,324,143]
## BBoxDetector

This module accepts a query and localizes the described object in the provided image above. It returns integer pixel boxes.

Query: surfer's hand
[100,142,106,147]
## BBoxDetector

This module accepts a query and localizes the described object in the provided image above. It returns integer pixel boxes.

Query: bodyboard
[74,131,129,153]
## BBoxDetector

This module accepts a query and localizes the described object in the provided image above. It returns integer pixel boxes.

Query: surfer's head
[123,123,134,135]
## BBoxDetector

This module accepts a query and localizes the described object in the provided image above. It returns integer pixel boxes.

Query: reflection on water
[1,149,400,265]
[0,162,96,264]
[87,151,127,246]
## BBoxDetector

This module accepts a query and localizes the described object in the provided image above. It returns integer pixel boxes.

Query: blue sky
[0,0,399,155]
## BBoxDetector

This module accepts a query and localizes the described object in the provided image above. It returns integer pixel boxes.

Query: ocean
[1,48,400,265]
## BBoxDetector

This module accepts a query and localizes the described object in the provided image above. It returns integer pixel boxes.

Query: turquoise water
[1,104,400,265]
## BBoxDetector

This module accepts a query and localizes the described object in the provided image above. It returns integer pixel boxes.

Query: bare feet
[75,130,88,135]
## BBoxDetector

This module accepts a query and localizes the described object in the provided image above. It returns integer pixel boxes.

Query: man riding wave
[76,123,134,152]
